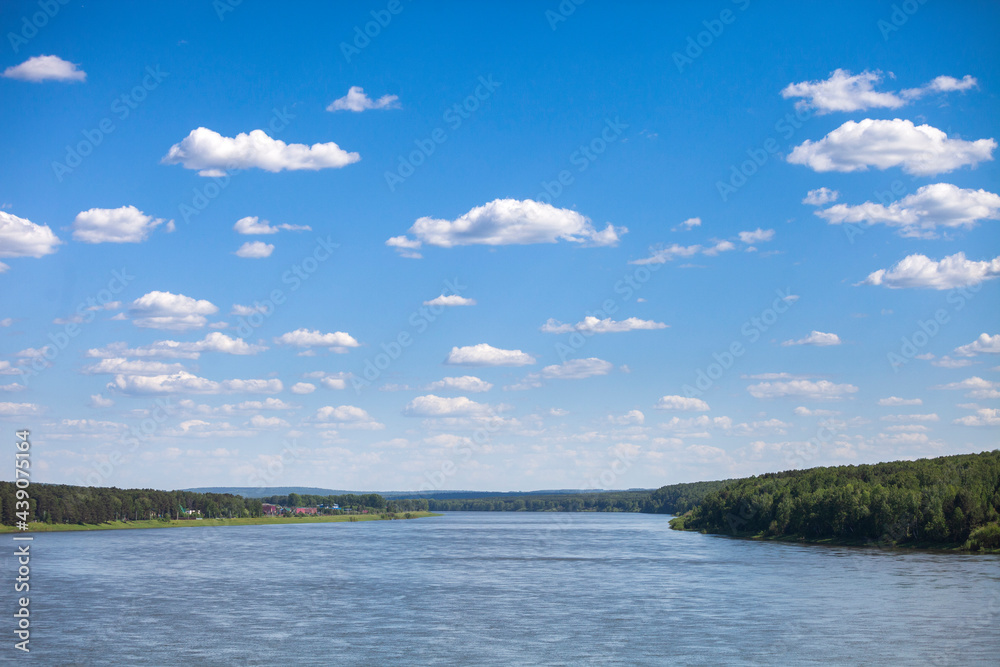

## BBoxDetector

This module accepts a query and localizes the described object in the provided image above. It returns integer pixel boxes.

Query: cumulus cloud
[424,294,476,307]
[71,206,169,244]
[233,216,311,235]
[161,127,360,176]
[781,69,905,114]
[425,376,493,393]
[815,183,1000,239]
[540,358,613,380]
[878,396,923,406]
[788,119,995,176]
[802,188,839,206]
[954,333,1000,357]
[235,241,274,258]
[314,405,383,429]
[747,379,858,400]
[781,331,841,347]
[782,70,978,114]
[128,291,219,331]
[86,333,264,359]
[387,199,625,257]
[248,415,290,429]
[2,55,85,82]
[403,394,493,417]
[0,402,42,416]
[540,316,667,334]
[107,371,282,395]
[290,382,315,395]
[880,413,939,422]
[82,358,186,376]
[274,329,359,351]
[608,409,645,425]
[326,86,400,112]
[673,217,702,231]
[0,211,61,264]
[954,407,1000,427]
[302,371,352,390]
[445,344,535,367]
[932,376,999,399]
[655,395,710,412]
[862,252,1000,290]
[630,239,735,265]
[737,228,775,244]
[793,406,840,416]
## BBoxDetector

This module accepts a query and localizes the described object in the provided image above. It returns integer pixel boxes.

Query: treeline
[426,481,730,514]
[261,492,428,513]
[0,482,264,525]
[670,450,1000,550]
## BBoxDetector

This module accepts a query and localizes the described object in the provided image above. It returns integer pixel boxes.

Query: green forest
[669,450,1000,551]
[260,492,428,513]
[0,483,398,526]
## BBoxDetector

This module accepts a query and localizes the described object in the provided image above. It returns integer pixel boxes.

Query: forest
[669,450,1000,551]
[259,492,428,513]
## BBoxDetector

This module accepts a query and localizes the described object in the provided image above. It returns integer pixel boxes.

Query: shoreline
[0,511,441,534]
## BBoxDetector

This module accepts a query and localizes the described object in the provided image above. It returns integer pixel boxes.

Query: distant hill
[181,487,650,499]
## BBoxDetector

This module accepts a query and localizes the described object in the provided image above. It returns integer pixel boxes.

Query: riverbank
[0,511,441,534]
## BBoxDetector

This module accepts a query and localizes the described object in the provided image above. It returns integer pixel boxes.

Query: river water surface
[4,512,998,665]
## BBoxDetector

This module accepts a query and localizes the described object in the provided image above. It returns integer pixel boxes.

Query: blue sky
[1,0,998,492]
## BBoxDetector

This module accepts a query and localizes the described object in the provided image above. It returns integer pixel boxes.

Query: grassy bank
[0,511,441,534]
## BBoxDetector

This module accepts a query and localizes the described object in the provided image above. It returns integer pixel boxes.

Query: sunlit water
[3,512,998,665]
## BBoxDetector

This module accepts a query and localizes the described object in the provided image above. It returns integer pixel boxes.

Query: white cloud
[788,119,995,176]
[0,318,11,327]
[931,356,975,369]
[954,408,1000,427]
[326,86,400,112]
[540,358,613,380]
[540,316,667,334]
[235,241,274,258]
[0,383,25,392]
[424,294,476,307]
[85,333,263,360]
[403,394,493,417]
[161,127,360,176]
[793,406,840,416]
[862,252,1000,290]
[802,187,839,206]
[274,329,359,351]
[72,206,168,243]
[878,397,922,406]
[630,239,735,265]
[655,395,710,412]
[932,376,998,399]
[0,211,61,260]
[781,331,841,347]
[314,405,383,429]
[902,75,978,99]
[128,291,219,331]
[781,69,905,114]
[608,409,645,425]
[747,379,858,400]
[0,402,42,416]
[815,183,1000,239]
[425,376,493,393]
[388,199,625,256]
[303,371,352,390]
[90,394,114,408]
[107,371,282,395]
[233,216,310,235]
[673,217,701,231]
[445,344,535,367]
[880,413,939,422]
[248,415,290,429]
[2,55,85,82]
[954,333,1000,357]
[82,358,186,375]
[290,382,315,395]
[737,228,775,244]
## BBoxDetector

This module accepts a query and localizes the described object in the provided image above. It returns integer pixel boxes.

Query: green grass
[0,511,441,534]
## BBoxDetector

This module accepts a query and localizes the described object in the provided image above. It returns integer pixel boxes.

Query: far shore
[0,511,441,534]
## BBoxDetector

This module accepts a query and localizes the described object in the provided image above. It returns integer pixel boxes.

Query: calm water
[4,512,998,665]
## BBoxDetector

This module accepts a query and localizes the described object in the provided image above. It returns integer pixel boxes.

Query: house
[261,504,279,516]
[294,507,318,515]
